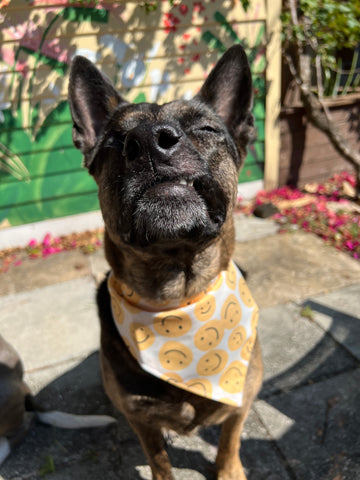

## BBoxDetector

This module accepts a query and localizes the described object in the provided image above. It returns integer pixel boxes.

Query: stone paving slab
[255,369,360,480]
[234,214,279,242]
[234,231,360,308]
[0,277,100,373]
[299,284,360,361]
[257,302,357,398]
[0,251,92,297]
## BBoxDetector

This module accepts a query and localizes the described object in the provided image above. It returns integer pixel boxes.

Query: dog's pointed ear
[68,56,127,168]
[196,45,255,157]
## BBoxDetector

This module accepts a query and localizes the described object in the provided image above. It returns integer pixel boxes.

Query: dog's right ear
[196,45,255,163]
[68,56,127,168]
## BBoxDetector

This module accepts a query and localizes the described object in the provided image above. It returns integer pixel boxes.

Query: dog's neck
[104,220,235,302]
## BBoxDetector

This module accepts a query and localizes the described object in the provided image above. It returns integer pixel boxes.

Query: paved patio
[1,214,359,479]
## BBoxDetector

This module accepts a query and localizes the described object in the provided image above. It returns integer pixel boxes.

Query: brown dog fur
[68,45,263,480]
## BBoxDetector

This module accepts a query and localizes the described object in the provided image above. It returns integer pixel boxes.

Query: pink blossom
[43,233,52,247]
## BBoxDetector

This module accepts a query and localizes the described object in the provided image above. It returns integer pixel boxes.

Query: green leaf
[0,143,30,182]
[39,455,55,478]
[300,305,314,321]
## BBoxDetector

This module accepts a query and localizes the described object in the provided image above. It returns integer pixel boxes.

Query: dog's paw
[180,401,196,422]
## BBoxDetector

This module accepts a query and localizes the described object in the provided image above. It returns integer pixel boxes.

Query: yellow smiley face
[122,283,141,303]
[221,294,242,329]
[159,341,193,370]
[227,325,247,351]
[241,333,256,361]
[129,322,155,351]
[196,349,228,376]
[238,277,255,308]
[185,378,213,399]
[194,294,216,321]
[161,372,184,384]
[219,361,247,394]
[225,262,237,290]
[153,310,192,337]
[194,320,224,351]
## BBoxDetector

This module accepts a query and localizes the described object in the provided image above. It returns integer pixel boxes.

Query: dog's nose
[123,124,182,163]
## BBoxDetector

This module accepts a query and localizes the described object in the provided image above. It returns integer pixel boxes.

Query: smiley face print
[153,310,192,337]
[194,294,216,321]
[241,332,256,361]
[122,283,141,304]
[161,372,183,384]
[129,322,155,351]
[159,341,193,370]
[238,277,255,308]
[227,325,247,351]
[219,361,247,394]
[196,349,228,376]
[185,378,213,399]
[221,294,242,329]
[194,320,224,351]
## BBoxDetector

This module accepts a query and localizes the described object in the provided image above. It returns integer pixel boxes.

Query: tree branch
[283,0,360,197]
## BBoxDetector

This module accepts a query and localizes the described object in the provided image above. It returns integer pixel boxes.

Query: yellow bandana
[108,261,258,407]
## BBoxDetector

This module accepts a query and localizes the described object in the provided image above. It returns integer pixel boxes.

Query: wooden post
[264,0,282,190]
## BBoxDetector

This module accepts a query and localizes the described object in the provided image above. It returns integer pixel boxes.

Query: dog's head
[68,46,254,251]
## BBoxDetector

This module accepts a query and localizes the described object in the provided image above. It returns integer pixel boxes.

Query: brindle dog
[68,45,263,480]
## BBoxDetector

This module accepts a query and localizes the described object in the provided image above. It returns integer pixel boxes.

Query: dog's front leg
[216,411,248,480]
[129,420,174,480]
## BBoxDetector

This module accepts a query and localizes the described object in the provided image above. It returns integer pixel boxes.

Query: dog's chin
[126,182,226,248]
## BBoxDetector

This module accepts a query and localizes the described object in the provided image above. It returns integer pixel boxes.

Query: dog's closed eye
[197,125,220,133]
[103,132,126,150]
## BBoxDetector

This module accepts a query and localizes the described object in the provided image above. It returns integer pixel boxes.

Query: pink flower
[344,241,354,250]
[43,233,52,247]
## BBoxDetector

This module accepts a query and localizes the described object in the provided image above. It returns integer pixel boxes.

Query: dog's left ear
[68,55,127,169]
[196,45,255,159]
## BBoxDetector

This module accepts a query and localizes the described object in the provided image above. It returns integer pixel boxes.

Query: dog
[0,335,115,466]
[68,45,263,480]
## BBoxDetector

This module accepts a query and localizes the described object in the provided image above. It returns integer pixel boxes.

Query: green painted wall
[0,1,266,227]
